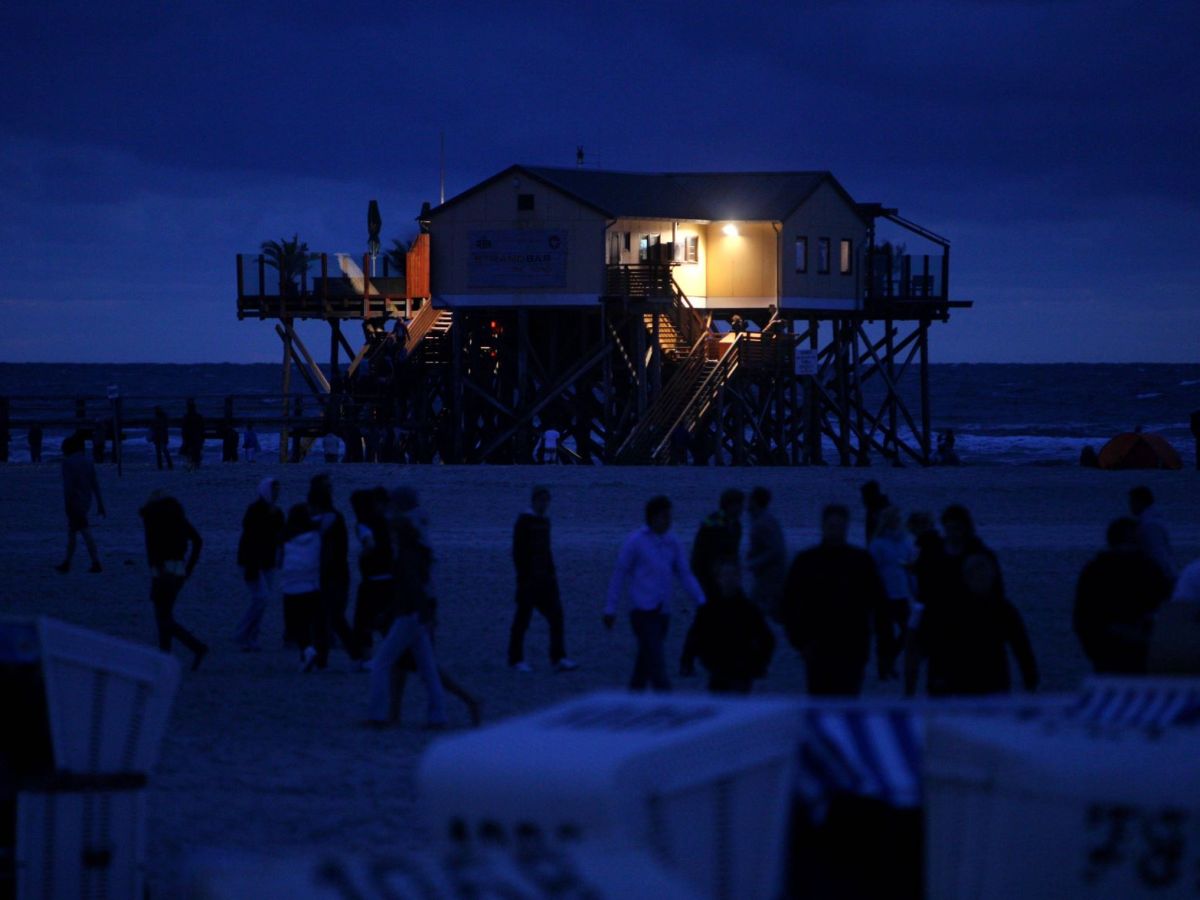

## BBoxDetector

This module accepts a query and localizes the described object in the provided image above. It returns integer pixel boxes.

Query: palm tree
[384,237,409,278]
[260,234,311,294]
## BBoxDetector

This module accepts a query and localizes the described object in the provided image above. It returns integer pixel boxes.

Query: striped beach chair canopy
[794,679,1200,817]
[1065,676,1200,729]
[794,696,1072,816]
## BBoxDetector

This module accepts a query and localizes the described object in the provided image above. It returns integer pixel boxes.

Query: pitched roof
[431,165,863,222]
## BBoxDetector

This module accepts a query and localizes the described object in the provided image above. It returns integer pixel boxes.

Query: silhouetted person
[366,486,447,728]
[1192,410,1200,470]
[936,430,960,466]
[243,422,260,463]
[508,487,577,673]
[27,424,42,463]
[745,486,787,617]
[604,496,706,692]
[681,488,744,676]
[1074,517,1172,674]
[908,505,1038,697]
[234,478,284,652]
[869,506,914,679]
[669,424,690,465]
[221,424,239,462]
[151,406,173,470]
[308,473,362,669]
[780,504,889,696]
[1129,485,1176,582]
[56,433,105,573]
[181,399,204,470]
[860,480,890,544]
[693,558,775,694]
[139,490,207,671]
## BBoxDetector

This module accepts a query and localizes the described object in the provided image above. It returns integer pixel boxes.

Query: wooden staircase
[614,334,743,464]
[642,312,689,358]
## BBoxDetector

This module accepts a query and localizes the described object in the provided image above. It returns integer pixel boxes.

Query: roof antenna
[576,145,584,168]
[439,130,446,205]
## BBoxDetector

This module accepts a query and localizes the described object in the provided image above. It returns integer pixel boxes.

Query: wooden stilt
[280,318,292,463]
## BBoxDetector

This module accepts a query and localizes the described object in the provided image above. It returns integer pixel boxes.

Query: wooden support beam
[920,319,932,464]
[280,319,292,463]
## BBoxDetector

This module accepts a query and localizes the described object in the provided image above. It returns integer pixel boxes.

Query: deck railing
[865,251,949,306]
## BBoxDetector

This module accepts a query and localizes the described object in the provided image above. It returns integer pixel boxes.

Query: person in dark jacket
[308,473,363,669]
[233,478,284,651]
[681,488,745,676]
[694,557,776,694]
[908,505,1039,697]
[366,487,446,728]
[350,487,393,654]
[181,399,204,470]
[1073,517,1172,674]
[151,406,173,470]
[780,504,889,696]
[139,490,207,670]
[860,480,890,544]
[56,432,105,574]
[508,487,577,672]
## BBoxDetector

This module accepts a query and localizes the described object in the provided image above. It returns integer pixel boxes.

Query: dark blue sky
[2,1,1196,362]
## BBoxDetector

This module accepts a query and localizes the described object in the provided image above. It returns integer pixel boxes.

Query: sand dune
[2,460,1196,893]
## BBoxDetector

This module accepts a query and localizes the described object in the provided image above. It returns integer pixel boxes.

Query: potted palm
[261,234,311,295]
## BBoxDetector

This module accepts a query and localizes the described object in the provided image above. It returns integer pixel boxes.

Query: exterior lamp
[722,223,739,237]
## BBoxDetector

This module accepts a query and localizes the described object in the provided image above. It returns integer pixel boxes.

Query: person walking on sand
[350,487,393,655]
[680,488,745,676]
[56,433,105,574]
[384,487,480,726]
[869,506,915,679]
[604,496,706,692]
[906,505,1039,697]
[1129,486,1177,583]
[243,422,260,463]
[508,486,577,673]
[779,504,890,697]
[151,406,173,470]
[139,490,208,671]
[308,473,364,670]
[181,399,205,470]
[1074,517,1172,674]
[280,504,322,665]
[234,478,285,652]
[745,486,787,618]
[692,557,775,694]
[860,480,890,546]
[365,487,447,729]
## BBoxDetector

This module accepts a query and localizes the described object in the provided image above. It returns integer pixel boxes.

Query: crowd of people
[52,428,1198,724]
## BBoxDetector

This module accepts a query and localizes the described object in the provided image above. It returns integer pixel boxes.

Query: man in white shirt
[604,496,706,691]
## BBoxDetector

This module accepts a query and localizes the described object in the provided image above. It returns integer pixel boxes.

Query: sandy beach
[2,460,1197,892]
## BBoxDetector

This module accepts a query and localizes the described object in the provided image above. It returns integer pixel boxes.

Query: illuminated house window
[684,235,699,264]
[517,193,535,211]
[818,238,830,274]
[840,239,852,275]
[795,236,808,273]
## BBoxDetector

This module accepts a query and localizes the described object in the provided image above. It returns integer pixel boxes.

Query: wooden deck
[237,236,430,321]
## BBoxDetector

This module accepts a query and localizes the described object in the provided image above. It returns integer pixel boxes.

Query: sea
[1,363,1198,467]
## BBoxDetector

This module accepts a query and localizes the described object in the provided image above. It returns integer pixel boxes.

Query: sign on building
[468,230,568,288]
[794,348,818,377]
